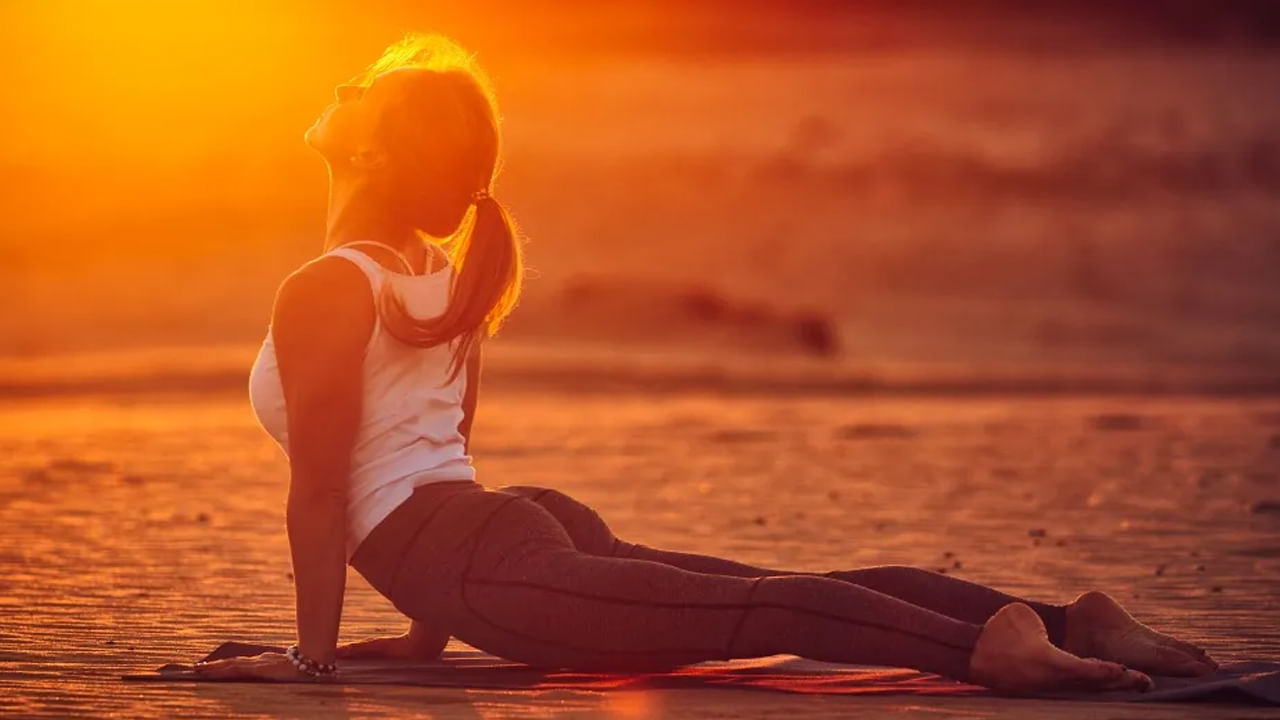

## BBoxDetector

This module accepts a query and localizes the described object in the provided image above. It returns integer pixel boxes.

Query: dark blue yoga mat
[124,641,1280,705]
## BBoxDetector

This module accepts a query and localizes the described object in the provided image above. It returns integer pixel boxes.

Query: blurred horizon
[2,0,1279,386]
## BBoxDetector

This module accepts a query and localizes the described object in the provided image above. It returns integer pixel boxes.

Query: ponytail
[375,194,523,383]
[350,33,521,382]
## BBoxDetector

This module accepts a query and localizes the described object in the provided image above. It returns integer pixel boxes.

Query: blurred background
[5,8,1280,716]
[2,0,1279,393]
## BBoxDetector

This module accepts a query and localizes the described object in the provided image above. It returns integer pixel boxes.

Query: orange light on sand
[604,689,661,718]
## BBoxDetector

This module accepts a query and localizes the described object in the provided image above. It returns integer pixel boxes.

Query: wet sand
[2,389,1279,718]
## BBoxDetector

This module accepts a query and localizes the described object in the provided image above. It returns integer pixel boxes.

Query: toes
[1101,665,1154,691]
[1125,668,1155,692]
[1150,632,1219,670]
[1072,659,1155,692]
[1160,636,1210,659]
[1150,643,1216,677]
[1075,658,1127,684]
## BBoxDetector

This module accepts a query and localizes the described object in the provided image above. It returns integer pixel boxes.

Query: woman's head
[307,34,522,379]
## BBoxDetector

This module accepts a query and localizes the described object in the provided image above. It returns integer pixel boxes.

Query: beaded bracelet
[286,644,337,679]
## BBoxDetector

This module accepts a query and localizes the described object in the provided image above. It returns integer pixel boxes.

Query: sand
[1,387,1278,718]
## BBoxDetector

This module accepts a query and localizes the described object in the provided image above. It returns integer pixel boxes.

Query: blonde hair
[358,33,523,381]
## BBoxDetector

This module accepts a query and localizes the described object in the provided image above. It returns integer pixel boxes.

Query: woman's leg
[455,492,984,679]
[495,485,1067,646]
[442,490,1146,692]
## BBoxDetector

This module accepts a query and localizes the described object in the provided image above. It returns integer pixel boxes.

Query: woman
[195,34,1217,692]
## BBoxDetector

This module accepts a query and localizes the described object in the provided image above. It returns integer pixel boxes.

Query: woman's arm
[336,342,480,661]
[273,258,375,666]
[459,342,483,454]
[192,257,372,681]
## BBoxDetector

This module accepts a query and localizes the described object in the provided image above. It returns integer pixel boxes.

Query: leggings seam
[458,495,727,661]
[463,576,975,653]
[458,597,724,659]
[387,490,465,597]
[452,492,976,667]
[724,576,764,657]
[461,495,525,579]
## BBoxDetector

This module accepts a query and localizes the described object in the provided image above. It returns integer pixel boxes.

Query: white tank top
[247,240,476,561]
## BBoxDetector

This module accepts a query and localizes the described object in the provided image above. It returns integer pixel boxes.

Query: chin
[304,109,335,151]
[304,124,339,157]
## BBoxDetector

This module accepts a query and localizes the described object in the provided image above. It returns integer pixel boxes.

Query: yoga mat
[124,641,1280,705]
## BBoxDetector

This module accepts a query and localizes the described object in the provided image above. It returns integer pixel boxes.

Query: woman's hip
[349,481,575,619]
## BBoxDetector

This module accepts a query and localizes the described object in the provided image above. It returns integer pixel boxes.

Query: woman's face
[305,70,407,163]
[304,67,479,235]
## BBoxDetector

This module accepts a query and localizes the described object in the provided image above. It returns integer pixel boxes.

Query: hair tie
[470,188,490,205]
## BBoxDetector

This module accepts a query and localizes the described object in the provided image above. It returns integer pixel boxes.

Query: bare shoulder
[271,255,375,351]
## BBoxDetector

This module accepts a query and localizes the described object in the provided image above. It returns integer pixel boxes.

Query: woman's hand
[337,621,449,661]
[192,651,328,682]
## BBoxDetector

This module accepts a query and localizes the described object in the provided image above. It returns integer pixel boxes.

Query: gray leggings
[350,481,1067,684]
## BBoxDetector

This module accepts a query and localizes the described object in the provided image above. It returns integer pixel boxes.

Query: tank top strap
[335,240,416,275]
[326,247,387,291]
[324,247,390,357]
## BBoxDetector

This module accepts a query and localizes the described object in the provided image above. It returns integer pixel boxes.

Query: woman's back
[248,242,475,560]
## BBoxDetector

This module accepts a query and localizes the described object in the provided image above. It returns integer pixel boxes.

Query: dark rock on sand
[520,274,842,357]
[1088,413,1146,431]
[1250,500,1280,514]
[47,458,115,473]
[1199,470,1225,487]
[835,423,918,440]
[793,311,839,356]
[707,428,777,444]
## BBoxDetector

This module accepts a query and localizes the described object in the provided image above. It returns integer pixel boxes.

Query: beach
[2,380,1278,718]
[5,3,1280,716]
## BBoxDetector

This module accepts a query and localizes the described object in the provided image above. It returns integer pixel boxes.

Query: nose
[335,84,365,103]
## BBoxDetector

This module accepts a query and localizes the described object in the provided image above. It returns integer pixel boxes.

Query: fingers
[336,636,399,659]
[335,641,373,659]
[191,658,244,679]
[191,653,317,682]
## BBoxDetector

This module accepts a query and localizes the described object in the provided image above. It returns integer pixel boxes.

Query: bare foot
[1063,590,1218,677]
[970,603,1154,694]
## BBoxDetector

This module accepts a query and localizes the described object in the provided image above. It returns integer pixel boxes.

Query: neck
[322,167,420,257]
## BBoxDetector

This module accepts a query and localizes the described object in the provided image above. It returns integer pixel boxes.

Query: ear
[349,148,387,171]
